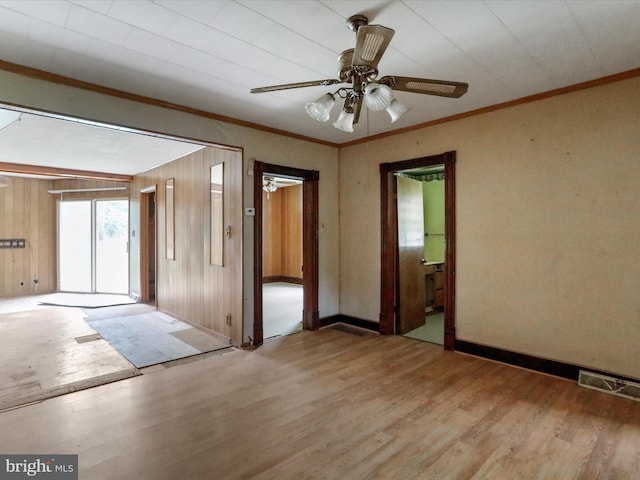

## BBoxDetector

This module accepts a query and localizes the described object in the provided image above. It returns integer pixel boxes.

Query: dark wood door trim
[379,151,457,350]
[253,162,319,347]
[139,187,157,304]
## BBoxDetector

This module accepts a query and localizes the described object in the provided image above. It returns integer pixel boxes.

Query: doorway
[261,175,304,339]
[397,166,446,344]
[140,188,157,304]
[379,151,456,350]
[253,162,319,346]
[58,198,129,294]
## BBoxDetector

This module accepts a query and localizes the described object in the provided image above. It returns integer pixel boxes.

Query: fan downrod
[346,14,368,32]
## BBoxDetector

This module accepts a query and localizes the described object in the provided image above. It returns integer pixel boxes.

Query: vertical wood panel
[0,176,55,297]
[262,188,282,277]
[230,150,243,344]
[282,184,303,279]
[131,146,243,344]
[262,184,302,280]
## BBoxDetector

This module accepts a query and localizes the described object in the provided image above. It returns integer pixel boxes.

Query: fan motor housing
[346,15,368,32]
[337,49,378,83]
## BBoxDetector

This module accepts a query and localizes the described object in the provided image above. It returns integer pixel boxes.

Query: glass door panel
[58,200,92,292]
[96,199,129,293]
[58,199,129,294]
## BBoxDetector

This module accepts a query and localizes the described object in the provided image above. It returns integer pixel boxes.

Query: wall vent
[578,370,640,402]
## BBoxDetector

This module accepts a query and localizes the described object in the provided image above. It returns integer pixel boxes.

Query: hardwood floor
[1,327,639,479]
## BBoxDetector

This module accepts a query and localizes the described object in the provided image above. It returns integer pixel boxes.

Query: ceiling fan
[250,14,469,133]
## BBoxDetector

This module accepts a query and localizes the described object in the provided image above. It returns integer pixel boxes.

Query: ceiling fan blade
[352,25,395,70]
[250,79,342,93]
[380,76,469,98]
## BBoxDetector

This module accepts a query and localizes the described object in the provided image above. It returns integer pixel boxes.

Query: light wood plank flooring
[1,327,639,479]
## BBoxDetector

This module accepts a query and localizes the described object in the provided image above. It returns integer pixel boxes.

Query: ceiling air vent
[578,370,640,402]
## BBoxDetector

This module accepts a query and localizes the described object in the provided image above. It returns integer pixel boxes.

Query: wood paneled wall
[262,189,282,277]
[262,184,302,280]
[130,147,243,344]
[0,176,56,297]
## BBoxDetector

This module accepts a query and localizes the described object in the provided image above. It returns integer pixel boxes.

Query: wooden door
[397,176,426,334]
[380,151,456,348]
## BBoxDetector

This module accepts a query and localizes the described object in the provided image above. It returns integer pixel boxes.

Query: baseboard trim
[319,314,380,333]
[455,340,639,383]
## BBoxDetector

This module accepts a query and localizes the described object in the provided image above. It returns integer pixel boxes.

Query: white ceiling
[0,110,205,176]
[0,0,639,175]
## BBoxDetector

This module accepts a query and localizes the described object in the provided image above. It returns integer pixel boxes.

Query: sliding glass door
[96,199,129,293]
[58,199,129,294]
[58,200,92,292]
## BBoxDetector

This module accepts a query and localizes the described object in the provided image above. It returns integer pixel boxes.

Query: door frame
[139,185,156,304]
[253,161,319,346]
[379,151,457,350]
[57,197,130,294]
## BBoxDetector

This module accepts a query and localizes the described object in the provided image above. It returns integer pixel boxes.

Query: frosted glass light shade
[332,110,355,132]
[386,99,409,123]
[305,93,335,122]
[363,82,393,111]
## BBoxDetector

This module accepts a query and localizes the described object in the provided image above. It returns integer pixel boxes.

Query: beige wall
[0,70,340,345]
[339,75,640,379]
[3,68,639,379]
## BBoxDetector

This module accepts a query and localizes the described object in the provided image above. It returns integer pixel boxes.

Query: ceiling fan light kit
[363,82,393,111]
[305,93,336,122]
[333,110,356,133]
[251,15,469,133]
[386,98,409,123]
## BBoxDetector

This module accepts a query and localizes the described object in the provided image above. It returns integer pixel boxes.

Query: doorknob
[225,225,231,239]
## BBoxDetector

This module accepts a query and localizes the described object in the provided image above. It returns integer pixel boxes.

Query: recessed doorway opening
[253,162,319,347]
[380,151,456,350]
[396,165,446,345]
[261,176,304,339]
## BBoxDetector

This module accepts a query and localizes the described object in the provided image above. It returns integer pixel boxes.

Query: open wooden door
[397,176,426,334]
[380,151,456,350]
